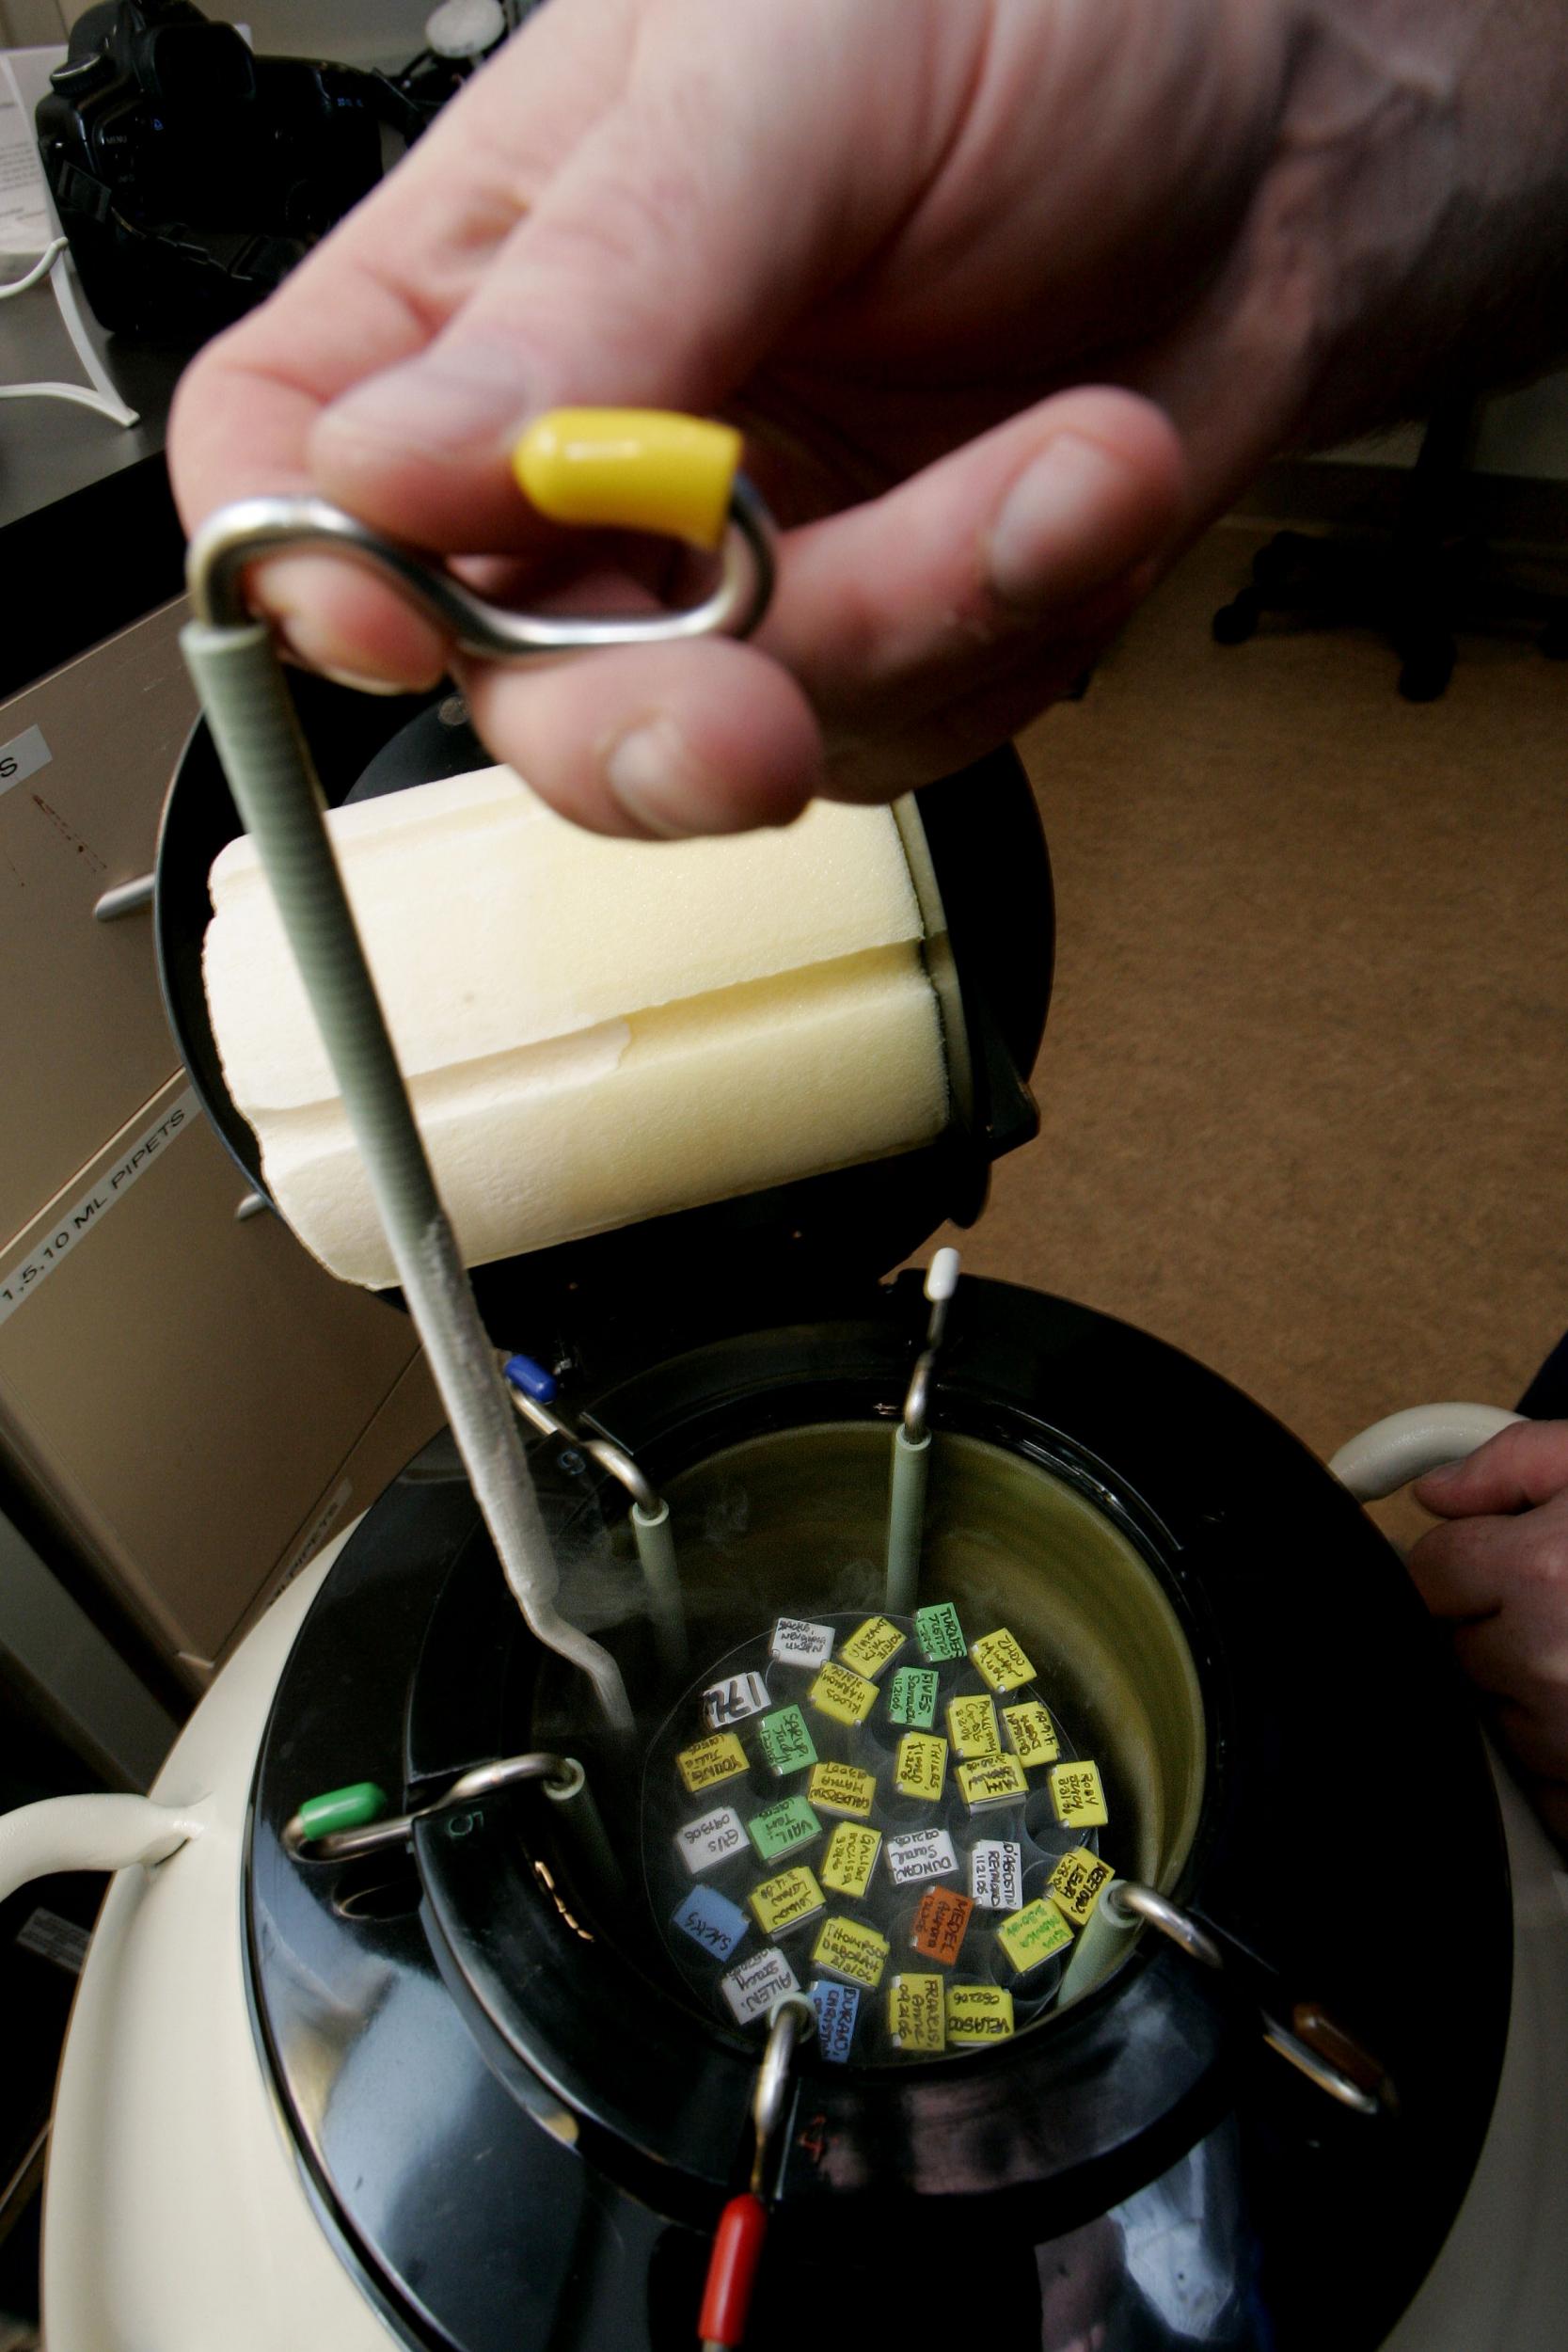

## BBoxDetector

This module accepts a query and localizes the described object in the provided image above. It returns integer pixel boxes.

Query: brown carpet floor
[918,520,1568,1544]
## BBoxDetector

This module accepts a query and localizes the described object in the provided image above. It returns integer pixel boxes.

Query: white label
[0,723,50,798]
[721,1946,799,2026]
[885,1828,958,1886]
[769,1617,833,1667]
[0,58,55,260]
[0,1089,198,1330]
[970,1839,1023,1911]
[675,1806,746,1875]
[702,1671,768,1729]
[18,1906,88,1974]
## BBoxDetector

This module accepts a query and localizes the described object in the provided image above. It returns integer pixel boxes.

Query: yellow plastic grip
[511,408,743,550]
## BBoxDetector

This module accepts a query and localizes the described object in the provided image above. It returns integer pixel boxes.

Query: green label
[914,1601,966,1662]
[755,1704,817,1777]
[886,1666,938,1729]
[748,1795,823,1863]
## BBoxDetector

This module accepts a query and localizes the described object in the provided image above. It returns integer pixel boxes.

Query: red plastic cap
[698,2193,768,2348]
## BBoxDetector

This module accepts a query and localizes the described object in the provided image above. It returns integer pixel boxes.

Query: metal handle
[1104,1879,1389,2116]
[750,1994,815,2195]
[283,1749,578,1861]
[504,1377,662,1517]
[184,478,775,652]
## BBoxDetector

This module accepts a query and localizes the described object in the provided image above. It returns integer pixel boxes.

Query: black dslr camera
[35,1,431,341]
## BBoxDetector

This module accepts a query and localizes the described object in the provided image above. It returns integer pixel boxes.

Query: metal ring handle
[1104,1879,1225,1969]
[1261,2012,1385,2117]
[185,479,776,650]
[750,1994,815,2194]
[505,1384,662,1517]
[1105,1880,1389,2115]
[283,1749,578,1861]
[902,1351,935,1443]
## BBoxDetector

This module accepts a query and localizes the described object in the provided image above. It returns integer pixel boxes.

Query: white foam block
[203,767,949,1284]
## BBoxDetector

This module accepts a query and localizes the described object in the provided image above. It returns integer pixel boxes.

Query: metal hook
[1103,1879,1387,2116]
[184,478,776,650]
[1103,1879,1226,1970]
[505,1381,663,1517]
[751,1994,815,2195]
[901,1248,959,1442]
[283,1749,578,1861]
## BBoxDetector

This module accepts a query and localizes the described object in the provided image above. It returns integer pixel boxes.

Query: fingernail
[319,665,412,697]
[987,434,1131,606]
[602,717,720,838]
[1418,1459,1463,1491]
[322,342,529,459]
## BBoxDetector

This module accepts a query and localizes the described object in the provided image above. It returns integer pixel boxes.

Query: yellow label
[1049,1759,1109,1828]
[821,1822,882,1900]
[1003,1700,1060,1768]
[955,1756,1029,1811]
[676,1731,750,1795]
[997,1898,1073,1978]
[894,1732,948,1803]
[811,1914,891,1991]
[748,1866,825,1937]
[887,1972,946,2053]
[807,1761,877,1820]
[946,1982,1015,2043]
[809,1660,879,1727]
[1046,1848,1114,1928]
[970,1629,1037,1692]
[838,1616,906,1678]
[945,1694,1002,1759]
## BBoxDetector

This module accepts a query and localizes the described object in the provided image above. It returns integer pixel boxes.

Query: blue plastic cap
[503,1353,559,1405]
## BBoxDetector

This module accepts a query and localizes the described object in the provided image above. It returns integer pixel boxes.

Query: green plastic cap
[297,1781,389,1840]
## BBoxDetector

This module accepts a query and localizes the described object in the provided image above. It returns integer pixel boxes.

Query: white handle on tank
[0,1793,199,1907]
[1329,1404,1525,1502]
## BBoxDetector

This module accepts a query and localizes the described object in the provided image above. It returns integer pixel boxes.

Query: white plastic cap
[426,0,507,59]
[925,1247,960,1303]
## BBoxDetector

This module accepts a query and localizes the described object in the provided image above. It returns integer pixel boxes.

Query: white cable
[0,235,67,299]
[0,236,139,426]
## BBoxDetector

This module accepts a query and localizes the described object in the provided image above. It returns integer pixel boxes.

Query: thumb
[309,7,924,544]
[1413,1419,1568,1518]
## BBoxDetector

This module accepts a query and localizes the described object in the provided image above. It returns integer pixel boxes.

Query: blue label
[672,1883,749,1961]
[810,1978,861,2063]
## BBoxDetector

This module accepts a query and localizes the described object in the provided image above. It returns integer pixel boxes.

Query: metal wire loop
[505,1383,662,1517]
[1104,1879,1226,1969]
[902,1350,936,1443]
[283,1749,578,1861]
[750,1994,815,2195]
[1260,2012,1385,2117]
[185,478,776,651]
[1105,1880,1388,2114]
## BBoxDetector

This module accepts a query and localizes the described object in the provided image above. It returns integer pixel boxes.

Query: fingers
[1410,1488,1568,1688]
[456,388,1180,830]
[457,636,822,835]
[1452,1589,1568,1723]
[1413,1419,1568,1519]
[307,0,956,540]
[1411,1486,1568,1839]
[755,389,1185,738]
[168,0,635,680]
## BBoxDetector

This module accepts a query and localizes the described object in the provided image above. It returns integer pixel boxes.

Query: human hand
[169,0,1568,836]
[1411,1422,1568,1844]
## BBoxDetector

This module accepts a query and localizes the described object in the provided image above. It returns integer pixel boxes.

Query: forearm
[1282,0,1568,438]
